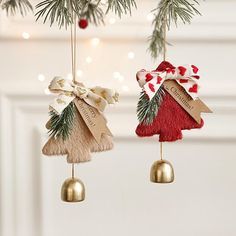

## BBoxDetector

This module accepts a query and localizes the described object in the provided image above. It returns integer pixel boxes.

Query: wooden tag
[163,80,212,124]
[74,98,113,143]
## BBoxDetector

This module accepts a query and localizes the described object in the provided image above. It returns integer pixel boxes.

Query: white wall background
[1,1,236,236]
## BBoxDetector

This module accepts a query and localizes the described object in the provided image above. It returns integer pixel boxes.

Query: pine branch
[148,0,201,59]
[36,0,136,28]
[48,102,76,140]
[148,28,166,59]
[1,0,33,16]
[36,0,104,28]
[35,0,79,28]
[81,1,104,26]
[106,0,136,17]
[137,87,165,125]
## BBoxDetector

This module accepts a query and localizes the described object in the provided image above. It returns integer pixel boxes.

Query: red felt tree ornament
[135,0,212,184]
[135,61,212,184]
[136,61,204,142]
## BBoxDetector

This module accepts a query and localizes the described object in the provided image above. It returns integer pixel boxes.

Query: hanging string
[163,14,167,61]
[70,21,74,81]
[72,163,75,179]
[70,10,78,84]
[73,12,77,83]
[160,14,167,160]
[160,142,163,160]
[70,10,78,176]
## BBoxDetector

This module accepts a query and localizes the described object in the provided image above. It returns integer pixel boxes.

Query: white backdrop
[1,1,236,236]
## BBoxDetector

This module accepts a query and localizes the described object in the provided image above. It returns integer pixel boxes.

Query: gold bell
[61,164,85,202]
[61,177,85,202]
[150,159,174,183]
[150,143,174,183]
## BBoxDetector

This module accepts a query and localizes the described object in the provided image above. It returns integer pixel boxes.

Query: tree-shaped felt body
[136,91,204,142]
[43,99,114,163]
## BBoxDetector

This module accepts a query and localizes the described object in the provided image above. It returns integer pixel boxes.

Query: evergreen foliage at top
[148,0,201,59]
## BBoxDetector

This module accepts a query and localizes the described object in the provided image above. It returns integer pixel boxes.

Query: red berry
[78,19,88,29]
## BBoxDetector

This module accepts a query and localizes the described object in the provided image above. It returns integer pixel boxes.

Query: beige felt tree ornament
[36,0,136,203]
[41,8,119,202]
[42,75,118,202]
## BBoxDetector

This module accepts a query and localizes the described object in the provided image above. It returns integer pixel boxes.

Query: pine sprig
[148,28,166,59]
[106,0,136,17]
[81,1,104,26]
[148,0,201,59]
[36,0,136,28]
[35,0,80,28]
[48,102,76,140]
[137,87,165,125]
[1,0,33,16]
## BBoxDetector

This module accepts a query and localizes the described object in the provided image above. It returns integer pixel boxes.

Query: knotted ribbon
[49,76,119,114]
[136,61,200,100]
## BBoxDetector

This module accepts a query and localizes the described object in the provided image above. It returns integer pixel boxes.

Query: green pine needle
[1,0,33,16]
[36,0,136,28]
[35,0,77,28]
[148,0,201,59]
[106,0,136,17]
[137,87,165,125]
[81,1,104,26]
[48,102,76,140]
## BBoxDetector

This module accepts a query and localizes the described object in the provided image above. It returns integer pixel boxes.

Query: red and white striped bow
[136,61,200,100]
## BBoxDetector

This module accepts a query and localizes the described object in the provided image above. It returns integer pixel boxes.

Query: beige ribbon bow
[49,76,119,114]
